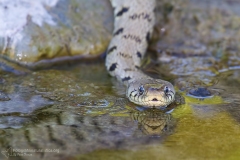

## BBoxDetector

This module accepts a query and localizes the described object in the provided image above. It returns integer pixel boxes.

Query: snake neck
[106,0,156,85]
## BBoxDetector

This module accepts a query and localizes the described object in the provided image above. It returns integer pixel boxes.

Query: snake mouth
[152,98,158,101]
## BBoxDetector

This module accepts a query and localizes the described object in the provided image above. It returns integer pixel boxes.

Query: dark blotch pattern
[146,32,150,43]
[122,76,131,81]
[136,51,142,58]
[109,63,117,71]
[135,65,140,69]
[116,7,129,16]
[107,46,117,54]
[114,28,124,36]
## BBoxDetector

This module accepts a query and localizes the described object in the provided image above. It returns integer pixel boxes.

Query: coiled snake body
[106,0,175,107]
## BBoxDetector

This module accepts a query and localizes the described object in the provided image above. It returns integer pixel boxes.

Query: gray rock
[0,0,113,68]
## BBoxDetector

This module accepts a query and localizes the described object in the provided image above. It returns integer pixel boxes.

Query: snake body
[106,0,175,107]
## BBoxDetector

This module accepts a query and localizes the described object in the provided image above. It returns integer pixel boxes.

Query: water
[0,62,239,160]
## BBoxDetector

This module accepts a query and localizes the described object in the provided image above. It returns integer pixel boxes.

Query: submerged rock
[0,91,10,101]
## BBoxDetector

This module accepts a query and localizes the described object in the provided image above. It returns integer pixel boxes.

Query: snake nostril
[152,98,158,101]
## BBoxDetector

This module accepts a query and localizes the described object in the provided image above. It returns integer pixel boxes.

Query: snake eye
[164,86,169,93]
[138,85,145,95]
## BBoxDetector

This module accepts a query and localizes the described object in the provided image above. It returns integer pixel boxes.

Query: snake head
[126,78,175,107]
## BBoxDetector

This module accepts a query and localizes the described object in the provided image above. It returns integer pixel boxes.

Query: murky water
[0,61,239,160]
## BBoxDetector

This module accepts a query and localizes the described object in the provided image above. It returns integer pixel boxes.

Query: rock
[0,0,113,69]
[0,91,10,101]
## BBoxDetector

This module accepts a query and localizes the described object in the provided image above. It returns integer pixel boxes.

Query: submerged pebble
[188,87,212,98]
[0,91,10,101]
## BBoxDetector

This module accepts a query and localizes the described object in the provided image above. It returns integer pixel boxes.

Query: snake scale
[106,0,175,107]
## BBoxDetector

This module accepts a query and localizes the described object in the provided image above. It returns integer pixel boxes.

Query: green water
[0,62,239,160]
